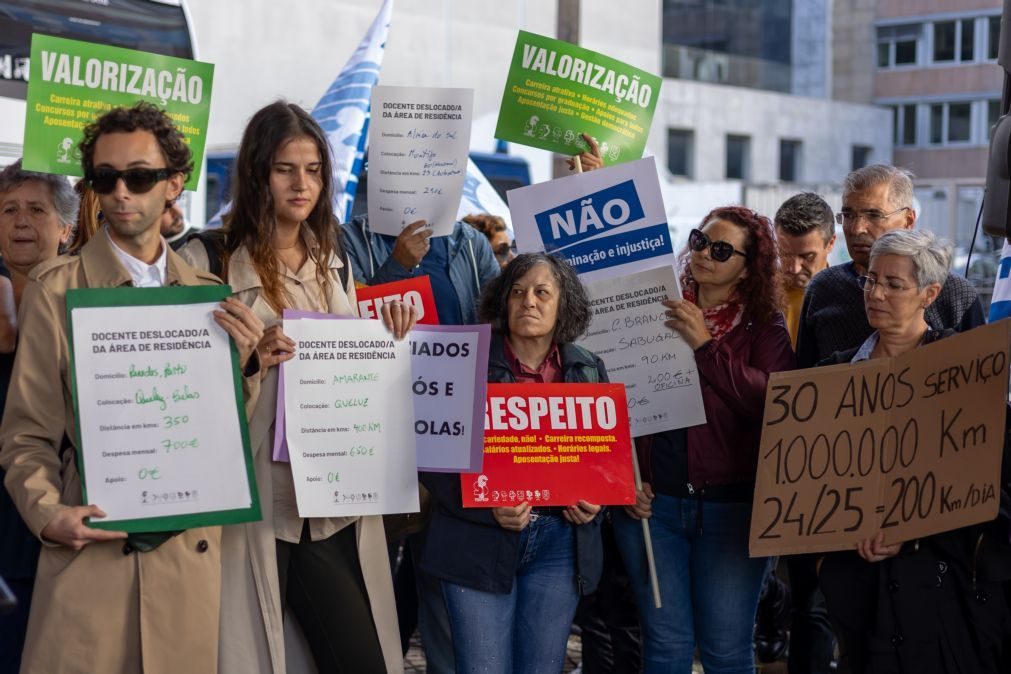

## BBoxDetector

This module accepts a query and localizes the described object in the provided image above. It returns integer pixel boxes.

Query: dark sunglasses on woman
[85,167,173,195]
[688,228,749,262]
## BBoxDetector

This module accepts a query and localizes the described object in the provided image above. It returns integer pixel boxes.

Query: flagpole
[630,447,661,608]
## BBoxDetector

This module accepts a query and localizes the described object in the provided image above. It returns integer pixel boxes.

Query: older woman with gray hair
[0,159,78,674]
[816,229,1011,674]
[420,252,607,673]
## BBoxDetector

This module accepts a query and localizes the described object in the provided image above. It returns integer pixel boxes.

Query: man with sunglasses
[0,102,264,673]
[790,164,983,674]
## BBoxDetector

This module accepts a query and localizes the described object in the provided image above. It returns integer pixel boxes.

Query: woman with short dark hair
[613,206,795,673]
[421,252,606,672]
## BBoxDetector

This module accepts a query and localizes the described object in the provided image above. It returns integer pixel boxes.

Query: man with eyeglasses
[0,102,264,673]
[796,164,983,371]
[790,164,983,674]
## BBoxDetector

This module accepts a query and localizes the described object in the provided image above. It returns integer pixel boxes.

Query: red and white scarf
[682,283,745,343]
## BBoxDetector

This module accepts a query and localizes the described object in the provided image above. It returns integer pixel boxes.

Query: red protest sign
[461,383,636,507]
[356,277,439,325]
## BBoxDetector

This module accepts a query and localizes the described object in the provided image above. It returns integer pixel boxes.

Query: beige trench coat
[0,233,259,674]
[179,239,402,674]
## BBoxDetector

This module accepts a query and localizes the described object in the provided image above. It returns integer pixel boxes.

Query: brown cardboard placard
[750,321,1010,557]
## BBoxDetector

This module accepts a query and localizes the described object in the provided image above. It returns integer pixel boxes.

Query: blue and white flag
[314,0,393,224]
[205,0,392,229]
[457,158,513,235]
[989,239,1011,322]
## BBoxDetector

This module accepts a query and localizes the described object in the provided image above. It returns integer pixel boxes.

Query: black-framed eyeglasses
[856,275,914,295]
[688,228,749,262]
[85,167,173,195]
[835,207,909,227]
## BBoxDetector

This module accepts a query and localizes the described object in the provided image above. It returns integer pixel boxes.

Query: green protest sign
[495,31,661,164]
[23,34,213,190]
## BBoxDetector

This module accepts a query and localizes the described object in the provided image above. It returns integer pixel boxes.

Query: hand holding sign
[392,220,433,269]
[662,298,711,351]
[257,325,297,370]
[566,133,603,173]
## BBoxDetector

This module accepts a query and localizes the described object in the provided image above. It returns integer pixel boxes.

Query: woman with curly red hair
[613,206,795,673]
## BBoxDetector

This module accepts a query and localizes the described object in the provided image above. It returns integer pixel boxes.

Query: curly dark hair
[774,192,834,242]
[478,253,591,344]
[462,213,507,237]
[222,101,344,313]
[679,206,784,324]
[78,101,193,180]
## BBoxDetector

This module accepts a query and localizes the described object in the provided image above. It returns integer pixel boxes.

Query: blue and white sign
[508,157,674,282]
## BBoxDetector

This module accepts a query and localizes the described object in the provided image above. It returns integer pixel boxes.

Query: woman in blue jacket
[421,252,606,673]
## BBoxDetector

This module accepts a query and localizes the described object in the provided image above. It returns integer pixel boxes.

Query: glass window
[877,42,890,68]
[960,19,975,61]
[990,16,1001,60]
[902,104,917,146]
[877,24,921,67]
[930,104,944,144]
[779,139,801,182]
[895,38,918,64]
[934,21,956,62]
[726,134,750,180]
[852,145,872,171]
[667,128,693,177]
[948,102,971,142]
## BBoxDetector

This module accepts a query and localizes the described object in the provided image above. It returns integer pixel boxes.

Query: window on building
[878,24,922,67]
[852,145,872,171]
[726,134,750,180]
[989,15,1001,60]
[960,19,975,61]
[892,104,917,146]
[934,21,956,62]
[948,102,971,142]
[667,128,694,178]
[928,102,974,145]
[929,104,944,144]
[779,139,801,182]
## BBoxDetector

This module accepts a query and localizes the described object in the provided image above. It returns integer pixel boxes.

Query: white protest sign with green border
[495,31,661,164]
[23,34,213,190]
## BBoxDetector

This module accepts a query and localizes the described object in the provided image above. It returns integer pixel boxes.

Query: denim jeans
[613,494,769,674]
[442,514,580,674]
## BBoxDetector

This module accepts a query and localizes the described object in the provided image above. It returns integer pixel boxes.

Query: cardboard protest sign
[23,34,213,190]
[750,321,1011,557]
[461,383,636,507]
[495,31,660,163]
[368,85,473,236]
[508,157,674,283]
[355,277,439,325]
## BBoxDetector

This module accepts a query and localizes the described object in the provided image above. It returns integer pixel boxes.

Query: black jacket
[419,333,607,595]
[818,329,1011,674]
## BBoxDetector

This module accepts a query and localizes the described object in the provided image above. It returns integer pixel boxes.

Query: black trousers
[574,515,642,673]
[276,523,387,674]
[787,554,837,674]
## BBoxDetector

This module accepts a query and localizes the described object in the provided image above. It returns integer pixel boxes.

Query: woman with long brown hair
[181,100,414,673]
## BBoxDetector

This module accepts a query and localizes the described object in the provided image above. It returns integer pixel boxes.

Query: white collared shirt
[105,226,168,288]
